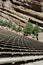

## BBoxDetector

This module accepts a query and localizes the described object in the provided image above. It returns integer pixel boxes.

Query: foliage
[0,20,12,28]
[33,24,42,36]
[12,24,16,31]
[0,20,42,36]
[2,20,8,26]
[7,21,12,28]
[0,20,22,32]
[16,26,22,32]
[42,29,43,32]
[33,24,42,40]
[23,22,34,35]
[0,20,3,26]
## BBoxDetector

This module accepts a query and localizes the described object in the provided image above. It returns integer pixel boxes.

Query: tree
[33,24,42,40]
[23,22,34,36]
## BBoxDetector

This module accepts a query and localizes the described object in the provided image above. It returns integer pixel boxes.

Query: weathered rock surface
[0,0,43,28]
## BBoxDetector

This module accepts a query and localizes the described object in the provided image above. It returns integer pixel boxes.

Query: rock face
[0,0,43,28]
[0,0,43,11]
[11,0,43,12]
[30,1,42,12]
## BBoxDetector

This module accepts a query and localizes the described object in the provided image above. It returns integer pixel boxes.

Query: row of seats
[0,29,43,53]
[0,29,43,49]
[0,29,43,65]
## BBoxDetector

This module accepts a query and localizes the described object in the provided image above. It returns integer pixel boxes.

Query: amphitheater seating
[0,0,43,64]
[0,29,43,52]
[0,29,43,65]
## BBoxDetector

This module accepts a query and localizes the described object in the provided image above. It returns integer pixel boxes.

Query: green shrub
[0,20,12,28]
[23,22,34,35]
[33,24,42,36]
[0,20,3,26]
[33,24,42,40]
[12,24,16,31]
[16,26,22,32]
[7,21,12,28]
[2,20,9,26]
[42,29,43,32]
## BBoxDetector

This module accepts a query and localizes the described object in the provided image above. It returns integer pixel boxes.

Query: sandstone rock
[0,0,43,28]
